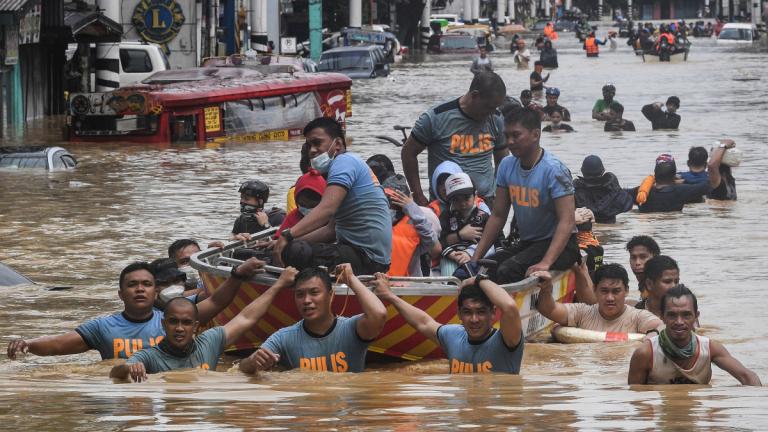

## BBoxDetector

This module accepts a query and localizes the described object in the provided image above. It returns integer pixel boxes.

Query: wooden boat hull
[639,49,689,63]
[192,234,576,361]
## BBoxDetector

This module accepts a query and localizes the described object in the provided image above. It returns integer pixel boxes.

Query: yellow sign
[212,129,291,143]
[204,106,221,132]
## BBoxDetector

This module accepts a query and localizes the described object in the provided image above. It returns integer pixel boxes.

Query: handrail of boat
[190,228,559,296]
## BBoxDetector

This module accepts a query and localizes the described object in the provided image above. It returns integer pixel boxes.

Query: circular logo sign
[132,0,185,45]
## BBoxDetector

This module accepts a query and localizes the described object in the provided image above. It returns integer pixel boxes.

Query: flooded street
[2,34,768,429]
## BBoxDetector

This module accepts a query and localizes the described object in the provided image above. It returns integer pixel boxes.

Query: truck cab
[117,41,170,87]
[87,41,170,89]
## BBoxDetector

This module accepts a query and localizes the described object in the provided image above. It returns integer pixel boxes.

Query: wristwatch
[282,229,294,242]
[474,273,490,288]
[230,264,248,280]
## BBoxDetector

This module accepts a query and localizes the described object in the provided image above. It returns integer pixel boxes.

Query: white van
[716,23,760,43]
[82,41,170,89]
[117,41,170,86]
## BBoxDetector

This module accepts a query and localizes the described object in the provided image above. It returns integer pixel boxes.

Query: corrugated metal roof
[0,0,28,12]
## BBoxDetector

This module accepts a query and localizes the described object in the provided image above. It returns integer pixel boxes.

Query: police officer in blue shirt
[374,272,524,374]
[6,259,265,361]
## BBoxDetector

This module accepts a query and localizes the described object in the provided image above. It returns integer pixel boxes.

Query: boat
[638,45,690,63]
[552,326,645,343]
[190,229,577,361]
[66,67,352,144]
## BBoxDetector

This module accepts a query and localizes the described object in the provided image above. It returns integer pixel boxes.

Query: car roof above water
[322,45,385,54]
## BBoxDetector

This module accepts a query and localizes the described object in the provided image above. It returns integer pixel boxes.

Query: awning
[0,0,28,12]
[66,11,123,43]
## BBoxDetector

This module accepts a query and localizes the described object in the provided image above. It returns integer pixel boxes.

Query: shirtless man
[628,284,761,386]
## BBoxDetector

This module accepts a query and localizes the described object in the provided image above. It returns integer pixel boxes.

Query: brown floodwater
[1,34,767,430]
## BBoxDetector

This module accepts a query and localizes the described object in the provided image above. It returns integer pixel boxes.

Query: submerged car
[0,146,77,171]
[427,34,479,54]
[716,23,760,43]
[318,45,390,79]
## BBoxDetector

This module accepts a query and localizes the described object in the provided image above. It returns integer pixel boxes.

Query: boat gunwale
[190,228,563,296]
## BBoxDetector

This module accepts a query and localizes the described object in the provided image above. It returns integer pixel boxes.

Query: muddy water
[1,34,767,430]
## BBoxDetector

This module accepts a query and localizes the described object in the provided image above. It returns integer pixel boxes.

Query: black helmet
[239,179,270,201]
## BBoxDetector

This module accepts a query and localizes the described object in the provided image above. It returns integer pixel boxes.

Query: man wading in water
[110,268,298,381]
[374,273,524,374]
[628,285,761,386]
[534,264,663,335]
[239,264,387,373]
[6,259,265,360]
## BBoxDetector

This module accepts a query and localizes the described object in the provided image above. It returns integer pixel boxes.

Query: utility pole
[95,0,120,91]
[309,0,323,61]
[350,0,362,27]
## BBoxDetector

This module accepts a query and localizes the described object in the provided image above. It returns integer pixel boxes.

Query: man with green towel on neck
[628,285,761,386]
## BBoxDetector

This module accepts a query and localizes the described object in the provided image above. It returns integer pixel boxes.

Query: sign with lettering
[132,0,186,47]
[5,25,18,65]
[18,0,41,45]
[204,106,221,132]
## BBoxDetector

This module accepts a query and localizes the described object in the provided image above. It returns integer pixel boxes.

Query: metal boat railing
[190,228,555,297]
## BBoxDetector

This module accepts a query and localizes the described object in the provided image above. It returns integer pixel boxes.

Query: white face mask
[310,140,339,174]
[178,265,199,288]
[311,152,333,174]
[159,284,186,305]
[298,206,312,216]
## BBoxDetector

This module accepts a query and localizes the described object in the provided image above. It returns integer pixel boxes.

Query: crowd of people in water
[6,66,758,387]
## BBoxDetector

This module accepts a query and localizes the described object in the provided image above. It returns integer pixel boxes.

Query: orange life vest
[635,175,655,205]
[655,33,675,52]
[388,215,421,277]
[576,230,601,249]
[585,37,599,55]
[427,200,442,217]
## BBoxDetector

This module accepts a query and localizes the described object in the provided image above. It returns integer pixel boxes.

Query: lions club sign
[132,0,185,47]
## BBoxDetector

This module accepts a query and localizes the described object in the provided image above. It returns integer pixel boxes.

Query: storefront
[0,0,25,136]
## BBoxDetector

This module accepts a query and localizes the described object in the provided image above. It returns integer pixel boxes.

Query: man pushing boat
[6,258,265,360]
[534,264,664,336]
[109,268,299,382]
[374,272,524,374]
[239,264,387,373]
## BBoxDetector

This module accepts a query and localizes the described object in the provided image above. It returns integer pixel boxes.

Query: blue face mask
[310,151,332,174]
[310,140,339,174]
[298,206,312,216]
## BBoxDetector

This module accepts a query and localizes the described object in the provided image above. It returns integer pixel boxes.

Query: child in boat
[275,170,326,238]
[232,179,285,242]
[438,173,499,278]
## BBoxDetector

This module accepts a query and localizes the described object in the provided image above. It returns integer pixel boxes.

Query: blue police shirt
[437,324,524,374]
[127,327,226,373]
[75,310,166,360]
[260,315,370,372]
[327,153,392,265]
[496,150,575,241]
